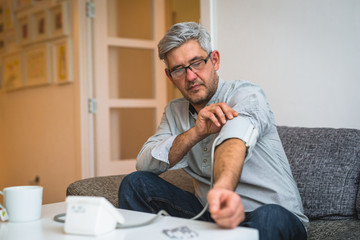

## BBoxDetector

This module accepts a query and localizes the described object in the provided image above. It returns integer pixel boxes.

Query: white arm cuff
[216,117,258,149]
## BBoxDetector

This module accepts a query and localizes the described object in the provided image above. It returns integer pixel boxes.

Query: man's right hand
[194,102,238,139]
[168,102,238,168]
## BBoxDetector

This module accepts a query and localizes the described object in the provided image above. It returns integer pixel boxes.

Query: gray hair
[158,22,212,65]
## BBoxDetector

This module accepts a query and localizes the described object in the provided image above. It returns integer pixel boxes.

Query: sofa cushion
[277,126,360,220]
[357,183,360,219]
[307,219,360,240]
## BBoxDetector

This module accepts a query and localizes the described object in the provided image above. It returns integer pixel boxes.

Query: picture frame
[52,38,73,84]
[3,0,14,30]
[24,43,51,87]
[32,10,48,42]
[0,62,3,90]
[4,29,17,52]
[16,15,32,45]
[3,52,24,91]
[0,3,3,18]
[0,36,4,53]
[0,3,4,53]
[15,0,34,11]
[0,65,4,90]
[49,1,69,38]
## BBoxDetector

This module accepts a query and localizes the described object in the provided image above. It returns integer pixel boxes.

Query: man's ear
[165,68,175,85]
[211,50,220,71]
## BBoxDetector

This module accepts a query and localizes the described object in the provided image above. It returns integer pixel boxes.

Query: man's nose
[185,67,197,81]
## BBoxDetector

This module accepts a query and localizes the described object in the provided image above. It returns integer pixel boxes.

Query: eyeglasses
[169,52,212,80]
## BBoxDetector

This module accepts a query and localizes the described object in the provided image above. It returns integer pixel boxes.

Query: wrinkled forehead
[165,40,207,68]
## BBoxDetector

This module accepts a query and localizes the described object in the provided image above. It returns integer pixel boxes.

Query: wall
[209,0,360,129]
[0,1,82,203]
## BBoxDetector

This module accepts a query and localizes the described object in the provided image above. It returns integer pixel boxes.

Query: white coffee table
[0,202,259,240]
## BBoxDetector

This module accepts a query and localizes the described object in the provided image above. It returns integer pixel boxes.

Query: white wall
[204,0,360,129]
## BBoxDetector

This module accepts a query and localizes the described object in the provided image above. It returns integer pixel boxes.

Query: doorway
[91,0,200,177]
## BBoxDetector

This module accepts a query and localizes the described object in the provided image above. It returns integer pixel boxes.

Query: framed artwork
[3,0,14,30]
[3,52,24,91]
[32,10,48,42]
[0,37,4,53]
[52,38,73,84]
[0,3,3,19]
[49,2,69,38]
[24,43,51,87]
[15,0,34,11]
[16,16,32,45]
[0,3,3,53]
[4,29,17,51]
[0,62,3,90]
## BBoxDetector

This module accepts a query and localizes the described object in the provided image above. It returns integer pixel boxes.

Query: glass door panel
[107,0,153,39]
[110,108,155,160]
[108,47,154,99]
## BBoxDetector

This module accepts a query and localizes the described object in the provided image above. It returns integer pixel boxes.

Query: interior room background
[0,0,358,204]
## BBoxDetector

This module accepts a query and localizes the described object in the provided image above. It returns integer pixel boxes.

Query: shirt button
[203,159,207,163]
[203,147,208,152]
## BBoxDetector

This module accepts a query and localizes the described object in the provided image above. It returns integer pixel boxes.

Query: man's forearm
[168,127,205,168]
[213,138,247,190]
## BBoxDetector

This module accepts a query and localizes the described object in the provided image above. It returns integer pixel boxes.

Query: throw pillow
[277,126,360,220]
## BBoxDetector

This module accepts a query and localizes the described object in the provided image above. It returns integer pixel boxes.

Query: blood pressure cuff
[216,116,258,156]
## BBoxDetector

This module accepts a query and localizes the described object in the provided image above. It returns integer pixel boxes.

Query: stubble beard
[185,74,219,107]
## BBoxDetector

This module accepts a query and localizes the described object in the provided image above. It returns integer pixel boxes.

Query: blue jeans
[118,171,307,240]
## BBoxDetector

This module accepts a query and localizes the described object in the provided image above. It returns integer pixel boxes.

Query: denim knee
[243,204,307,240]
[259,204,288,216]
[118,171,157,209]
[254,204,298,225]
[119,171,154,193]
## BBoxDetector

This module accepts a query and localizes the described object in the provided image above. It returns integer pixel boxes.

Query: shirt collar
[207,78,224,106]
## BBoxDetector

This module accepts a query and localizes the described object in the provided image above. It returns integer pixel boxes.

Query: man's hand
[194,102,238,139]
[208,188,245,229]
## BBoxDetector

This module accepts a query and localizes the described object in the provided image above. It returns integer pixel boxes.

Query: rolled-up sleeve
[136,100,190,174]
[215,84,271,156]
[136,111,173,174]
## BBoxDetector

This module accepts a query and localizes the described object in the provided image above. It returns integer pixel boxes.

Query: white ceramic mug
[0,186,43,222]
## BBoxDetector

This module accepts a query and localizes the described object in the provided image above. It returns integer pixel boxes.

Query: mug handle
[0,192,9,221]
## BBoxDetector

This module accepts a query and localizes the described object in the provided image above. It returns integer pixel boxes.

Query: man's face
[165,40,220,110]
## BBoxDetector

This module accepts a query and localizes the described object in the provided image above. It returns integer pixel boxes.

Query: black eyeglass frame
[169,51,213,79]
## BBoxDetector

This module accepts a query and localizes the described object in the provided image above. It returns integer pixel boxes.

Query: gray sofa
[67,126,360,240]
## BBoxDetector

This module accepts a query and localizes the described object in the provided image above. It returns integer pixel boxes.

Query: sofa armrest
[66,175,125,207]
[66,169,195,207]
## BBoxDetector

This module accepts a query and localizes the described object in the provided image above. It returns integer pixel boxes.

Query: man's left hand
[207,188,245,229]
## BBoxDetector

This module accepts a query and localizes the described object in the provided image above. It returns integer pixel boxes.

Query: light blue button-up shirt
[136,79,309,227]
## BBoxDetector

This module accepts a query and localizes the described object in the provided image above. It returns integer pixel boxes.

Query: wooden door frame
[79,0,214,178]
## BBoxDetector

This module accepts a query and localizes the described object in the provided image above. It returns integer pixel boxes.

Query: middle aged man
[118,22,308,240]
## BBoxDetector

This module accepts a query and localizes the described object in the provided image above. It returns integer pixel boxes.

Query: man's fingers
[195,102,239,137]
[201,110,222,127]
[208,189,245,229]
[213,203,245,229]
[208,103,238,123]
[215,208,244,229]
[208,189,221,214]
[217,102,236,120]
[211,194,240,218]
[202,103,238,125]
